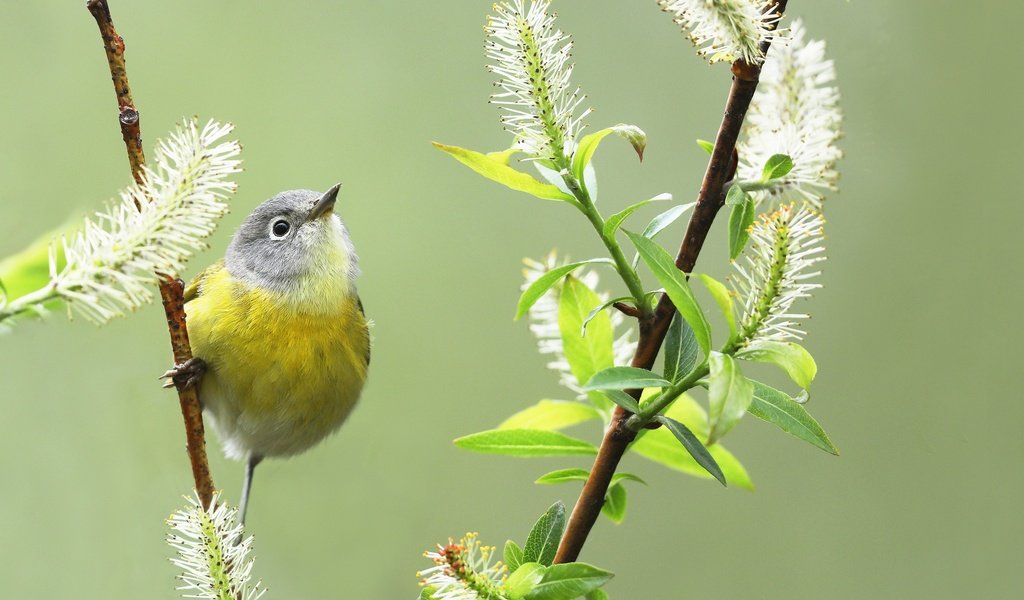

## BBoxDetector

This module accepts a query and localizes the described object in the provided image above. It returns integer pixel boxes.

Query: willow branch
[554,0,790,564]
[86,0,216,509]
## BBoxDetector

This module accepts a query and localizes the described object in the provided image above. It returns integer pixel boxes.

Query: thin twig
[554,0,790,564]
[86,0,216,509]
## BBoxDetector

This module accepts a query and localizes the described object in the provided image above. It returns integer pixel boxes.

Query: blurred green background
[2,1,1021,598]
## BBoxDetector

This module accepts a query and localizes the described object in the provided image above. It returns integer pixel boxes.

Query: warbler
[164,184,370,523]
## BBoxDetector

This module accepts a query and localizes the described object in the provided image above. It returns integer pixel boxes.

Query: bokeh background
[2,1,1021,598]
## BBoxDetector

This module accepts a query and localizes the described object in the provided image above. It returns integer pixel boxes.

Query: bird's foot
[160,357,207,390]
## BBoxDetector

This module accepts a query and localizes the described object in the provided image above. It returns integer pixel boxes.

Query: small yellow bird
[164,184,370,523]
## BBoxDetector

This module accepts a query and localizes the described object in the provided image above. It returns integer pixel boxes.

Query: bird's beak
[308,183,342,222]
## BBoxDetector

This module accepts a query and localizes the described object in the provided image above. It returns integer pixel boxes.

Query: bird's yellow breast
[185,265,369,459]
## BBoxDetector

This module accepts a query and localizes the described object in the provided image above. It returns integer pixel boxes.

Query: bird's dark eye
[271,219,291,238]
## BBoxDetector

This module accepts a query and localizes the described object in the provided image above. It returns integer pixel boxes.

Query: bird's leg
[160,357,207,390]
[239,454,264,527]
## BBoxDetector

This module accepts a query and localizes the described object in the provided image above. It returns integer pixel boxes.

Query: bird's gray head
[225,185,359,297]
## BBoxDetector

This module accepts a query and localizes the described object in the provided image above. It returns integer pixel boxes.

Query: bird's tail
[238,453,264,526]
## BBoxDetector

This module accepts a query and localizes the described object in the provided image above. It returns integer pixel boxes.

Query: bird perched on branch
[163,184,370,523]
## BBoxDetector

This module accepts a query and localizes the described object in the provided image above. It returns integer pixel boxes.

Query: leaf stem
[0,285,59,323]
[86,0,216,509]
[561,173,651,317]
[553,0,790,564]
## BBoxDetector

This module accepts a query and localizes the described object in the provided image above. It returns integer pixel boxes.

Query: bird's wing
[183,259,226,303]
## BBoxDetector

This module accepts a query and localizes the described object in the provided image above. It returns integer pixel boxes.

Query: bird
[163,184,370,524]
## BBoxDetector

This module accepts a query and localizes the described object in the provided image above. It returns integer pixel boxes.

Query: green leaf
[581,296,633,335]
[631,395,753,489]
[454,429,598,457]
[507,562,546,600]
[535,468,646,486]
[724,183,747,207]
[524,502,566,566]
[535,468,591,485]
[583,367,670,392]
[420,586,438,600]
[499,400,602,431]
[749,381,838,454]
[599,389,641,413]
[524,563,614,600]
[611,472,647,486]
[505,540,525,572]
[655,416,726,486]
[625,230,712,353]
[696,273,737,341]
[762,153,794,181]
[586,590,610,600]
[736,340,817,389]
[0,223,70,303]
[664,312,699,383]
[707,352,754,444]
[559,275,615,408]
[603,193,672,237]
[572,124,647,180]
[487,146,522,165]
[640,203,696,239]
[728,196,756,259]
[516,259,614,320]
[432,142,576,203]
[601,483,628,523]
[696,139,715,155]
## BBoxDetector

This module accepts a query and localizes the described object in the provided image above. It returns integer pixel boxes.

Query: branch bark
[553,0,790,564]
[86,0,216,509]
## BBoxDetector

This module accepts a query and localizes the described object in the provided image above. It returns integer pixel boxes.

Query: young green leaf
[523,563,614,600]
[603,193,672,237]
[454,429,598,457]
[599,389,642,413]
[664,313,699,382]
[601,483,628,524]
[728,194,756,259]
[749,381,838,454]
[505,540,526,572]
[696,273,737,342]
[655,415,726,486]
[736,340,817,390]
[535,468,646,486]
[524,502,566,566]
[0,222,70,303]
[487,146,522,165]
[624,230,712,353]
[640,202,696,239]
[432,142,576,203]
[762,153,795,181]
[498,400,602,431]
[724,183,748,207]
[696,139,715,155]
[581,296,634,335]
[585,589,610,600]
[507,562,546,600]
[559,275,615,400]
[611,472,648,486]
[535,468,591,485]
[516,258,614,320]
[583,366,670,392]
[572,124,647,180]
[707,352,754,444]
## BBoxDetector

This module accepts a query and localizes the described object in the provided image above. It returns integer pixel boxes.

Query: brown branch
[554,0,790,564]
[86,0,216,509]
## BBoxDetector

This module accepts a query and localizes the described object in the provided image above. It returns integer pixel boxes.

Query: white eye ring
[270,218,291,239]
